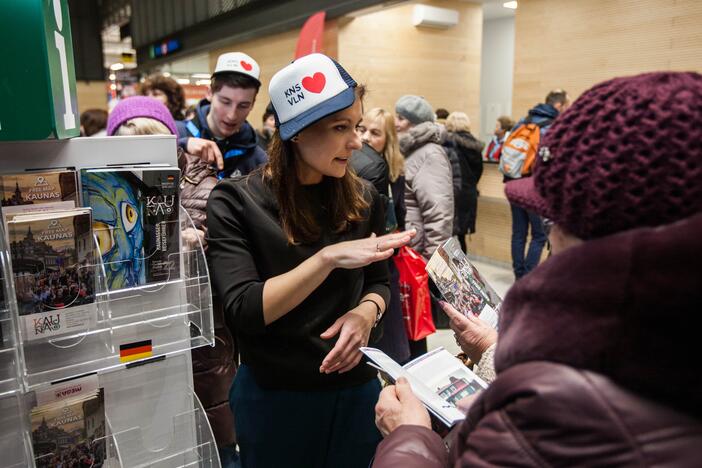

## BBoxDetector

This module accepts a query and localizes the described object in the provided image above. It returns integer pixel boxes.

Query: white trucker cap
[212,52,261,85]
[268,53,357,141]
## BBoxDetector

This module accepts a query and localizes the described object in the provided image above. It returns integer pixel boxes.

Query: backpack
[498,117,551,178]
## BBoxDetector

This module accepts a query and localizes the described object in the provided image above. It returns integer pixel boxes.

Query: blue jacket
[176,98,267,178]
[514,103,560,136]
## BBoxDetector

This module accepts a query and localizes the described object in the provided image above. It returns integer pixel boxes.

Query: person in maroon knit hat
[372,71,702,467]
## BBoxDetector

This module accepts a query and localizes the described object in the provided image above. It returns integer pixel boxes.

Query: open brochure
[426,238,501,328]
[361,347,487,428]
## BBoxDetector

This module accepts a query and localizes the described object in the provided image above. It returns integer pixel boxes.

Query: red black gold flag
[119,339,153,363]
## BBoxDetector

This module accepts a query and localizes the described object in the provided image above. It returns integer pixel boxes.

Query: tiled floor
[426,257,514,354]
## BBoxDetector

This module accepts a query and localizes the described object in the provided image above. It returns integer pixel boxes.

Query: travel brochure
[80,167,181,290]
[31,375,106,468]
[7,209,96,342]
[361,347,487,428]
[426,238,501,328]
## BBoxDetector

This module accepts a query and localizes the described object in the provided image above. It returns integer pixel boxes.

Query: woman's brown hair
[140,74,186,120]
[263,87,369,244]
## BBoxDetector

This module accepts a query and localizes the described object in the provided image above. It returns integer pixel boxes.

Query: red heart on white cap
[302,72,326,94]
[240,60,253,71]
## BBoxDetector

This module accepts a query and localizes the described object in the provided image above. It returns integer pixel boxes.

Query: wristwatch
[360,298,384,328]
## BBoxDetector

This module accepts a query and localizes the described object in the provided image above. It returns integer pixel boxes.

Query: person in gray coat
[395,95,454,261]
[395,95,455,356]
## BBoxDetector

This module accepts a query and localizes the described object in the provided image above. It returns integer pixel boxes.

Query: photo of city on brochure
[360,347,487,428]
[426,238,501,328]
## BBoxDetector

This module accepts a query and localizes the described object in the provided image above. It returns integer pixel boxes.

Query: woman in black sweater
[206,54,414,467]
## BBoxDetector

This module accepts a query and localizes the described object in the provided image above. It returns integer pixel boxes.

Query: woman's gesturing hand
[320,229,415,270]
[319,301,377,374]
[440,301,497,363]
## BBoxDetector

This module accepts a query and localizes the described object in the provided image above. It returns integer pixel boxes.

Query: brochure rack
[12,205,214,389]
[0,136,220,467]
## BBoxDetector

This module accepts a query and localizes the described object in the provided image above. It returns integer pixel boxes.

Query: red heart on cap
[302,72,326,94]
[240,60,253,71]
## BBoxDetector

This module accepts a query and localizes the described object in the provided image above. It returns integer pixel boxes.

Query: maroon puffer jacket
[180,150,238,447]
[179,150,217,232]
[374,213,702,467]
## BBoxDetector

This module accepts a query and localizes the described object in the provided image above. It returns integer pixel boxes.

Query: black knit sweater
[206,171,389,390]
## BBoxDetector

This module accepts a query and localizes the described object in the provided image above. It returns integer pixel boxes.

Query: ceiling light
[162,72,171,77]
[195,79,211,86]
[109,63,124,71]
[109,73,116,81]
[176,78,190,85]
[109,84,117,90]
[503,1,518,9]
[191,73,211,79]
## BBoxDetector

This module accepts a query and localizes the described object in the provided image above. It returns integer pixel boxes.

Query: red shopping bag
[393,246,436,341]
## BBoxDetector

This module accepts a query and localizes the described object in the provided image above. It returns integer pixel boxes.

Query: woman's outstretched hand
[320,229,416,270]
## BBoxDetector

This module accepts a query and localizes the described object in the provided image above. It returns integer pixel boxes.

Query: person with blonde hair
[443,111,484,253]
[107,95,240,467]
[356,107,410,363]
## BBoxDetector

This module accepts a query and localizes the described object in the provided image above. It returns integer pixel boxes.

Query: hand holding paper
[374,377,431,437]
[441,301,497,363]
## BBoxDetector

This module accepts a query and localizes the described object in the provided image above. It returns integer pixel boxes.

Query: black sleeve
[356,159,389,196]
[361,185,391,307]
[391,177,407,232]
[206,182,266,335]
[468,149,484,184]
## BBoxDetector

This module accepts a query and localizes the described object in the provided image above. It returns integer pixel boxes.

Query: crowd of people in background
[77,50,702,468]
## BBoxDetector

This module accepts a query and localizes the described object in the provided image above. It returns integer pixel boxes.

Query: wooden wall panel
[513,0,702,118]
[466,196,512,264]
[338,1,483,129]
[76,81,108,112]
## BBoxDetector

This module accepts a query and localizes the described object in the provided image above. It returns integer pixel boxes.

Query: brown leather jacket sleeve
[373,425,448,468]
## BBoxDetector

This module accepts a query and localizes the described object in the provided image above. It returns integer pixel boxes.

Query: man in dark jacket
[176,51,267,180]
[506,89,568,279]
[372,72,702,467]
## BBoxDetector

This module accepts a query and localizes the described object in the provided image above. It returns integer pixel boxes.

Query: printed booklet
[361,347,487,428]
[0,169,79,227]
[31,376,106,468]
[80,166,180,290]
[425,238,501,328]
[7,209,96,341]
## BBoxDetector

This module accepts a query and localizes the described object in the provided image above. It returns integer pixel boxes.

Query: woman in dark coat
[442,112,484,253]
[372,72,702,467]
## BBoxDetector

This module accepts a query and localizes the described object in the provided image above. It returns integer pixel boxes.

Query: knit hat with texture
[395,95,435,125]
[505,71,702,240]
[107,96,177,136]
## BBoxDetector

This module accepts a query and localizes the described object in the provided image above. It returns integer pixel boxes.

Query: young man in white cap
[176,51,267,178]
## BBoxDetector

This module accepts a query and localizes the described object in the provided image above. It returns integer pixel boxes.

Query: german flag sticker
[119,340,153,363]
